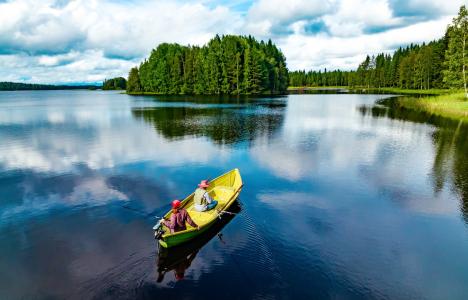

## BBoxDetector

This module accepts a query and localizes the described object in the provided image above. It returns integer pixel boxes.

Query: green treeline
[0,82,99,91]
[103,77,126,90]
[289,69,352,87]
[127,35,289,95]
[290,5,468,95]
[290,39,447,89]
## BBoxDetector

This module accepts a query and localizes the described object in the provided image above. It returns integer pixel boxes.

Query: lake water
[0,90,467,299]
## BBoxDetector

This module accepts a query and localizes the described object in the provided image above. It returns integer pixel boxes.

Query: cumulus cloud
[0,0,239,83]
[282,16,453,70]
[0,0,237,56]
[323,0,397,37]
[244,0,334,36]
[0,0,464,82]
[248,0,463,70]
[0,50,138,83]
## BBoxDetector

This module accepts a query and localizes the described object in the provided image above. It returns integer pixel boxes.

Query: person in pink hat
[193,180,218,212]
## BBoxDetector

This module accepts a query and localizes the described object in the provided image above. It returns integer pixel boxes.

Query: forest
[126,35,289,95]
[289,5,468,93]
[289,40,447,89]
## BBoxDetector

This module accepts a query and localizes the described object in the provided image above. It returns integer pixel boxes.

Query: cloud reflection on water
[1,91,468,299]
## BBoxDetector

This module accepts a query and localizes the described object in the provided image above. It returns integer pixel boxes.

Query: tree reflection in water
[358,97,468,222]
[132,96,286,146]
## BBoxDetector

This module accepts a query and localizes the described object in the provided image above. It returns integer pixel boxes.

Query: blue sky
[0,0,465,84]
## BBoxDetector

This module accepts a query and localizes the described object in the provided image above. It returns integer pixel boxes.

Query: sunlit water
[0,90,467,299]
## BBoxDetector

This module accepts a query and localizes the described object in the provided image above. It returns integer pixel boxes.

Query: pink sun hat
[198,180,210,188]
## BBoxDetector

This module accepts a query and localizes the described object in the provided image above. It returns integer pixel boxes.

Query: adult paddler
[161,200,199,233]
[193,180,218,212]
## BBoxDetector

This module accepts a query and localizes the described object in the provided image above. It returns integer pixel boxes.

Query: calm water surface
[0,90,467,299]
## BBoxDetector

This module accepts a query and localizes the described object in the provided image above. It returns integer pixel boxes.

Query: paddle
[215,208,238,219]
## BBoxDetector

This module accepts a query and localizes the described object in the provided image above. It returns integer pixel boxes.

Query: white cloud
[281,16,453,70]
[0,0,464,82]
[0,0,240,83]
[323,0,397,37]
[244,0,333,36]
[0,50,137,83]
[0,0,238,56]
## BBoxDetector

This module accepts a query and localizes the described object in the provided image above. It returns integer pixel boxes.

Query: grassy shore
[396,92,468,121]
[355,87,451,95]
[126,91,162,95]
[288,86,347,91]
[288,86,452,95]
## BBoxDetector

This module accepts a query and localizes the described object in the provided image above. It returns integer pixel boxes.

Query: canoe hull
[157,168,243,248]
[159,220,215,248]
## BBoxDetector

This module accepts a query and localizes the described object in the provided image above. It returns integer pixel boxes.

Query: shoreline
[125,91,287,96]
[288,86,451,95]
[289,86,467,122]
[393,92,468,122]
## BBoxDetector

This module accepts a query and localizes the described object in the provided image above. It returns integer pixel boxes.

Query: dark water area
[1,90,468,299]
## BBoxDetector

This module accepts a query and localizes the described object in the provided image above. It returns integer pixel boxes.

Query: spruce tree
[127,67,141,92]
[444,5,468,98]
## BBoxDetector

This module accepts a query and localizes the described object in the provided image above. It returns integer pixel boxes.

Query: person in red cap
[193,180,218,212]
[162,200,199,233]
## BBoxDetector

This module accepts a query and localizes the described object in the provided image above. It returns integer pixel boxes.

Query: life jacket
[194,188,207,206]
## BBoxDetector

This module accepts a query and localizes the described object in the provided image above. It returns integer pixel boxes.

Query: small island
[102,77,127,90]
[126,35,288,95]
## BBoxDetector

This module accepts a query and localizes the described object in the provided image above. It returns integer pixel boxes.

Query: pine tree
[127,67,141,92]
[444,5,468,98]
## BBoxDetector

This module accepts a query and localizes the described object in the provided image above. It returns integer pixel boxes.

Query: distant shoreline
[0,81,101,91]
[288,86,451,95]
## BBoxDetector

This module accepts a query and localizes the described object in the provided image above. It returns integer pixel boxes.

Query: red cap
[172,200,181,209]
